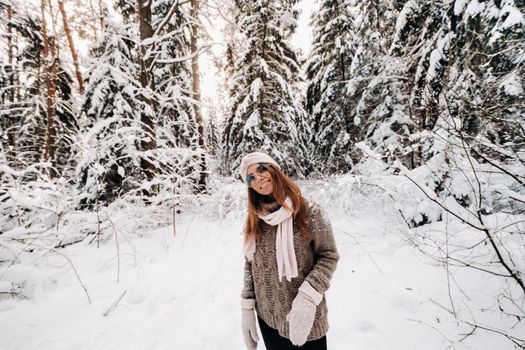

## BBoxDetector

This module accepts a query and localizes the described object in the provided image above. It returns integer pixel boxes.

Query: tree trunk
[334,0,346,81]
[14,29,21,102]
[7,6,14,103]
[6,5,16,163]
[136,0,157,184]
[58,0,84,94]
[41,0,58,178]
[190,0,207,193]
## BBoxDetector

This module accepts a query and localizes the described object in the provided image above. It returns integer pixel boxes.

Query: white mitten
[241,298,259,350]
[286,281,323,346]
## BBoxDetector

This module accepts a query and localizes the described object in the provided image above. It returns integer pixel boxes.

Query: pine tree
[387,1,451,168]
[115,0,135,22]
[305,0,416,172]
[77,19,144,205]
[0,2,15,164]
[136,0,158,185]
[204,106,221,157]
[153,0,197,150]
[151,0,206,192]
[0,2,77,175]
[389,0,525,165]
[54,63,77,172]
[11,9,48,171]
[221,0,308,178]
[305,0,355,174]
[339,0,416,169]
[218,4,240,175]
[447,0,525,157]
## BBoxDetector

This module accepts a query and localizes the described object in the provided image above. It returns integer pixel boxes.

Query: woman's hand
[241,298,259,350]
[286,281,323,346]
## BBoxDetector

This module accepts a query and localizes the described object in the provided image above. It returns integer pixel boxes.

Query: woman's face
[247,163,274,196]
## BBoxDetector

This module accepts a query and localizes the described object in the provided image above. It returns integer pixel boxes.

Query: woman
[239,152,339,350]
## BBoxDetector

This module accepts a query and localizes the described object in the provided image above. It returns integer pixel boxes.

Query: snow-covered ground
[0,178,522,349]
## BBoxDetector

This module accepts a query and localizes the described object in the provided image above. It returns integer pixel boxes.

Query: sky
[291,1,316,56]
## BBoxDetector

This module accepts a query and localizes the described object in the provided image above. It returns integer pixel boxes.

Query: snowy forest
[0,0,524,349]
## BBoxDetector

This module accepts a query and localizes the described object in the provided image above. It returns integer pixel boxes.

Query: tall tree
[151,0,205,193]
[152,0,196,149]
[6,2,14,104]
[189,0,207,192]
[387,0,525,166]
[332,0,416,169]
[136,0,158,184]
[0,1,76,175]
[221,0,307,178]
[2,5,46,169]
[0,2,17,164]
[77,19,143,205]
[305,0,356,174]
[58,0,84,94]
[41,0,58,177]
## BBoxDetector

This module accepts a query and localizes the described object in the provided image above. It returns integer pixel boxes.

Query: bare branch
[103,290,127,317]
[6,238,91,304]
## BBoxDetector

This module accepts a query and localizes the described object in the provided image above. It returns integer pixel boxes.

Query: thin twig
[181,214,197,249]
[334,225,383,274]
[7,238,91,303]
[402,173,484,231]
[405,318,456,345]
[104,212,121,283]
[103,290,127,317]
[444,217,459,324]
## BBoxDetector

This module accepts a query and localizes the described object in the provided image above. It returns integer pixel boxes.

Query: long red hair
[243,165,310,241]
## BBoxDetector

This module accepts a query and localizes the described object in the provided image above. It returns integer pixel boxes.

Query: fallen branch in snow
[426,297,525,348]
[55,235,85,249]
[103,290,127,317]
[460,322,525,349]
[402,173,484,231]
[402,151,525,296]
[471,147,525,188]
[0,225,58,279]
[2,238,92,304]
[404,166,525,296]
[0,280,24,300]
[405,317,456,346]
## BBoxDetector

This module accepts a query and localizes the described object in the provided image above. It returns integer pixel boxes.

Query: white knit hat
[239,152,281,182]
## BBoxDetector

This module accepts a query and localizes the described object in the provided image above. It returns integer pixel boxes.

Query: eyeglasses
[245,163,270,187]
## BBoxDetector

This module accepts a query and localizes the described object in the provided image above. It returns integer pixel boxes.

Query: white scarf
[244,197,298,282]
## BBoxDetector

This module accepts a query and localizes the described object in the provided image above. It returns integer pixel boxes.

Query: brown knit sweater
[241,199,339,341]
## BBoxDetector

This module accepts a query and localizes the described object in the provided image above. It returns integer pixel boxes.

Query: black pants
[258,316,327,350]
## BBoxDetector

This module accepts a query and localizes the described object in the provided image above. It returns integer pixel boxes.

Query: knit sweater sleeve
[304,203,339,294]
[241,258,256,300]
